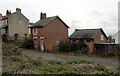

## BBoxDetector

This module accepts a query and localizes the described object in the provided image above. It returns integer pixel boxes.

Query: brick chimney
[108,36,112,43]
[16,8,21,13]
[40,12,46,20]
[6,10,11,16]
[0,13,2,20]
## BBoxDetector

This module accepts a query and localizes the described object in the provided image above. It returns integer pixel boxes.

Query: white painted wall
[112,31,120,44]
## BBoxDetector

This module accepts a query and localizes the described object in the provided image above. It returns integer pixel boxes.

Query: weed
[57,66,67,72]
[48,60,63,65]
[11,56,22,62]
[69,60,94,64]
[95,64,106,71]
[58,70,79,74]
[95,64,113,74]
[2,72,11,76]
[116,67,120,70]
[40,66,55,73]
[32,59,42,66]
[82,65,92,70]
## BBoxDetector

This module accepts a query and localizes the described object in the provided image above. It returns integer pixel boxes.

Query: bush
[59,40,71,52]
[59,40,88,53]
[71,43,77,52]
[116,44,120,50]
[20,39,34,49]
[2,34,8,42]
[75,41,88,54]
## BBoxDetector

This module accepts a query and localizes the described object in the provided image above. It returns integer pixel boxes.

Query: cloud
[85,20,91,24]
[109,15,118,22]
[71,20,81,28]
[99,20,118,35]
[88,10,103,16]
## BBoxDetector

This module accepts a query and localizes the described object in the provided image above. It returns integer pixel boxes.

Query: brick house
[69,28,108,53]
[0,8,29,40]
[29,12,69,51]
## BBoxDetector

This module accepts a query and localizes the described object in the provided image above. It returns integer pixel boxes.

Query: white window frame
[101,35,104,40]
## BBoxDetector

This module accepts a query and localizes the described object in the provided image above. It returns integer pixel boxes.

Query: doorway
[40,37,44,51]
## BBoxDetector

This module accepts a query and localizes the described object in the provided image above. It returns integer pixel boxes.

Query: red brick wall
[94,31,107,43]
[86,31,107,53]
[86,40,95,54]
[31,17,68,51]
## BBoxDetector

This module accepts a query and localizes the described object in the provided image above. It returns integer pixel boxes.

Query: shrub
[59,40,71,52]
[2,34,8,42]
[71,42,77,52]
[76,41,88,54]
[116,44,120,50]
[20,39,34,49]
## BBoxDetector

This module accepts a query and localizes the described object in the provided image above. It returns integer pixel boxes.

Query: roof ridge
[75,28,102,31]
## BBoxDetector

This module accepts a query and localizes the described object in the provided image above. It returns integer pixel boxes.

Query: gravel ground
[22,50,119,69]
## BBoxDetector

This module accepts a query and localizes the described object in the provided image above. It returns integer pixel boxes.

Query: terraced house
[29,12,69,51]
[0,8,29,40]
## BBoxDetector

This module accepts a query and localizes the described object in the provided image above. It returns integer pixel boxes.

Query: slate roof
[69,28,107,39]
[29,16,57,28]
[29,16,69,28]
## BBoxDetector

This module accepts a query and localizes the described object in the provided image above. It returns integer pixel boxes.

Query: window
[33,28,37,35]
[0,21,1,26]
[86,39,91,42]
[14,33,18,40]
[19,21,22,24]
[2,20,4,25]
[101,35,104,40]
[1,29,5,34]
[5,20,7,25]
[29,28,31,34]
[25,33,27,39]
[56,41,59,46]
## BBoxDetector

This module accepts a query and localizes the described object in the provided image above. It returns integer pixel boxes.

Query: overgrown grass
[95,64,113,74]
[82,65,93,70]
[68,60,94,64]
[48,60,63,65]
[2,41,117,74]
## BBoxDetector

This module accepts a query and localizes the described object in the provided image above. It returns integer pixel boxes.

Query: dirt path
[22,50,118,68]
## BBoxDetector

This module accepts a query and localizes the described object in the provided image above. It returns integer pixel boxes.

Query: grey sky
[0,0,119,36]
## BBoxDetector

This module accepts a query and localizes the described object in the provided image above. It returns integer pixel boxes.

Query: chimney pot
[16,8,21,13]
[40,12,46,20]
[6,10,11,16]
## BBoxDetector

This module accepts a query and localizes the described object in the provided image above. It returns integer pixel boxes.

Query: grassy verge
[44,50,119,60]
[2,42,119,75]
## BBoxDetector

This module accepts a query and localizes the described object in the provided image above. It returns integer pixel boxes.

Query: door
[40,37,44,51]
[34,39,37,48]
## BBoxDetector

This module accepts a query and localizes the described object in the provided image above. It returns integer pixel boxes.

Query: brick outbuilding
[29,12,69,51]
[69,28,108,53]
